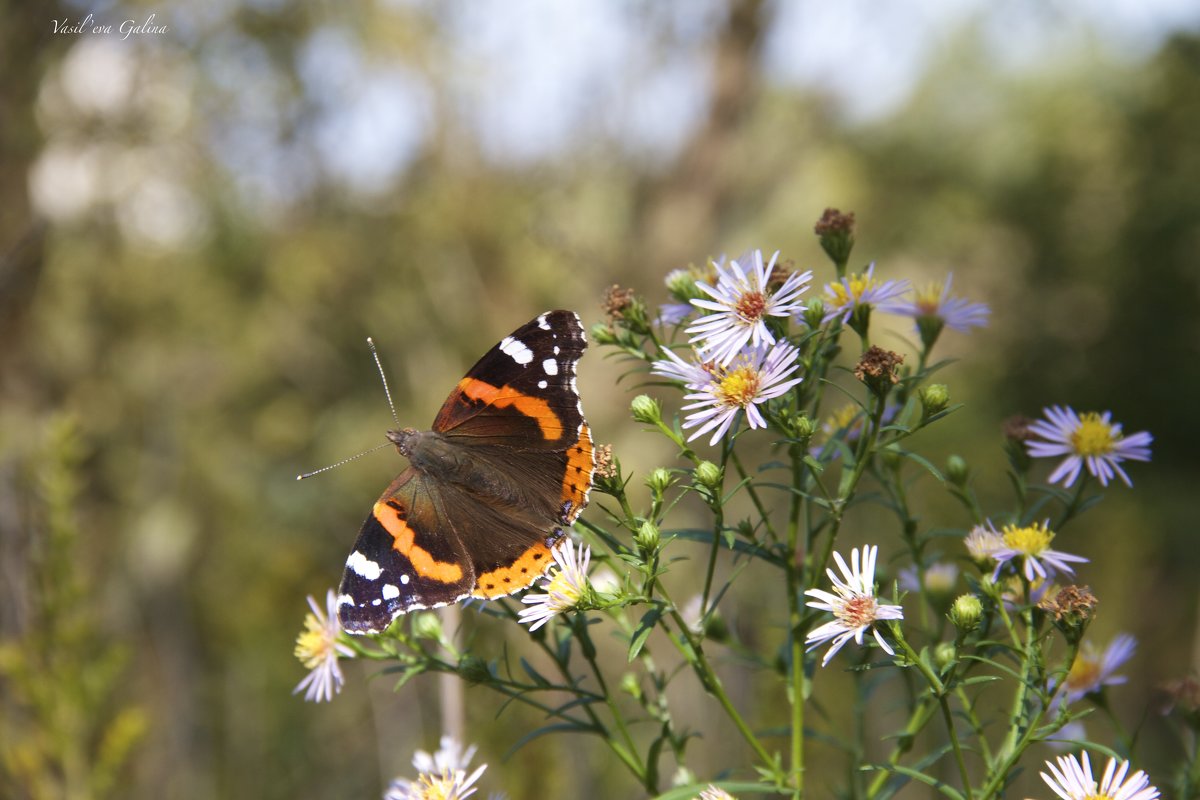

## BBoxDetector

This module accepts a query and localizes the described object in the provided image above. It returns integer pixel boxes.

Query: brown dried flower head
[814,208,856,237]
[1038,584,1098,623]
[594,443,616,481]
[854,346,905,387]
[1002,415,1036,443]
[602,284,636,322]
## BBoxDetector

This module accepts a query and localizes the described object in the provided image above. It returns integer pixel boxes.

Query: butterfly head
[386,427,420,457]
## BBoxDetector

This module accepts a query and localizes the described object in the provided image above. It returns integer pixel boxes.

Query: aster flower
[697,786,738,800]
[822,262,910,326]
[805,545,905,667]
[687,249,812,366]
[650,346,716,391]
[293,589,355,703]
[1038,752,1159,800]
[989,520,1088,582]
[881,273,989,348]
[518,537,593,631]
[385,736,488,800]
[1026,406,1153,488]
[963,524,1006,563]
[679,341,803,446]
[1057,634,1136,704]
[897,562,959,595]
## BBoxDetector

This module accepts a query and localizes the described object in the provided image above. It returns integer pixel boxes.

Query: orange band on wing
[373,501,464,584]
[456,378,565,441]
[560,422,593,520]
[472,542,554,598]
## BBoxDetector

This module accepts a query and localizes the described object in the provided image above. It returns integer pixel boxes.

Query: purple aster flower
[1039,752,1160,800]
[687,249,812,366]
[680,341,802,446]
[988,519,1087,582]
[1026,406,1153,488]
[881,273,989,349]
[650,346,716,391]
[1057,634,1137,704]
[822,262,910,325]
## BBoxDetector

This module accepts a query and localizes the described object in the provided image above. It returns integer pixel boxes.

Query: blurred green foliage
[1,3,1198,798]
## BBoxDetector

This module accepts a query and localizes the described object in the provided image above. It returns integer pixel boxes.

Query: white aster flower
[651,345,717,391]
[1026,405,1153,488]
[385,736,487,800]
[687,249,812,366]
[1038,752,1159,800]
[988,520,1087,583]
[805,545,905,667]
[518,537,592,631]
[293,589,355,703]
[680,341,803,446]
[1058,634,1137,704]
[697,786,738,800]
[964,524,1006,563]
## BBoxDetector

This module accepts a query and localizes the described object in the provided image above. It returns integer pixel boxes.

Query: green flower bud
[411,611,443,641]
[620,671,643,699]
[457,654,492,684]
[631,394,662,425]
[589,322,619,345]
[635,520,661,554]
[644,467,674,497]
[934,641,958,670]
[804,297,826,329]
[693,460,723,490]
[665,267,707,303]
[920,383,950,418]
[948,594,983,633]
[946,455,969,487]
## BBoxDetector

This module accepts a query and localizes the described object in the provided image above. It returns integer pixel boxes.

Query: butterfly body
[337,311,593,634]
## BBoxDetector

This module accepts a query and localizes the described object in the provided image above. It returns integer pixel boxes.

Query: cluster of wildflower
[288,208,1164,799]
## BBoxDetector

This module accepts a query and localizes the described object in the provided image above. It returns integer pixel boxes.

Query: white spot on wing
[542,358,558,376]
[537,314,551,330]
[337,593,355,607]
[499,336,534,365]
[538,380,548,389]
[400,573,411,585]
[553,345,560,355]
[382,583,400,600]
[347,550,382,580]
[372,598,382,606]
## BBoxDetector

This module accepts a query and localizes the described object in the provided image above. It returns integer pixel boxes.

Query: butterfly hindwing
[337,468,474,634]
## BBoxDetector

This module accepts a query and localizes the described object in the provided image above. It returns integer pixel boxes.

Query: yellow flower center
[1001,522,1055,556]
[546,570,583,606]
[1065,648,1103,693]
[1070,412,1117,457]
[913,282,945,316]
[828,272,875,306]
[294,616,332,670]
[837,594,879,628]
[735,290,767,321]
[717,366,761,408]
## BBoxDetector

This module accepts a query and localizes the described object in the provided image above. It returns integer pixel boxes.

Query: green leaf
[629,606,663,662]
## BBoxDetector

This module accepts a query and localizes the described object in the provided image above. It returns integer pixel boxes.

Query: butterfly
[336,310,593,634]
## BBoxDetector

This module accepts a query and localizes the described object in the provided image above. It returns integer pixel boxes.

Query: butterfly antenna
[367,336,402,427]
[296,442,393,481]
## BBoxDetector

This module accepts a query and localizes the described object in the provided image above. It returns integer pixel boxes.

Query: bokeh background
[2,1,1199,798]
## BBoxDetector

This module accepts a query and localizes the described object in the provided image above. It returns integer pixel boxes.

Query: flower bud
[644,467,674,497]
[630,394,662,425]
[945,455,969,487]
[411,611,443,641]
[693,460,723,490]
[620,671,642,699]
[665,267,707,303]
[803,297,826,329]
[590,322,619,346]
[948,594,983,633]
[934,641,958,670]
[457,654,492,684]
[635,520,661,554]
[920,384,950,419]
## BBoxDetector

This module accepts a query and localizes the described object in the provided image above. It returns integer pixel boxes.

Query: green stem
[894,634,973,800]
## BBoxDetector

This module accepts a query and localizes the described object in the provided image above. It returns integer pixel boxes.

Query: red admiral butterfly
[337,310,594,634]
